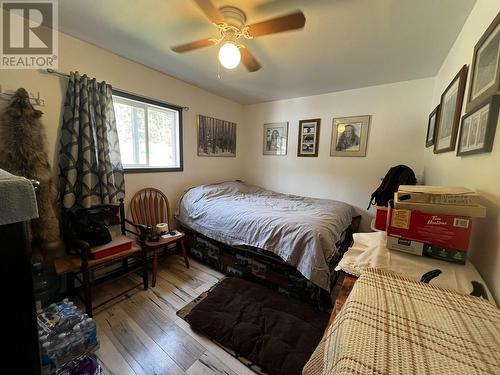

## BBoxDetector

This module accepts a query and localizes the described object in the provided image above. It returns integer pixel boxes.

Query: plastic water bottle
[70,324,85,354]
[79,313,89,322]
[40,341,56,374]
[53,303,81,333]
[81,318,97,348]
[46,303,58,314]
[39,334,49,344]
[53,332,71,365]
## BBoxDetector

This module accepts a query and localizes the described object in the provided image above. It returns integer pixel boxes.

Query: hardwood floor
[91,255,256,375]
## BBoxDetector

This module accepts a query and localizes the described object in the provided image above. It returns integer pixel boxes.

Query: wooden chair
[129,188,189,287]
[55,199,149,316]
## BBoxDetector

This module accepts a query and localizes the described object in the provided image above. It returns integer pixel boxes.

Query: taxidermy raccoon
[0,88,64,265]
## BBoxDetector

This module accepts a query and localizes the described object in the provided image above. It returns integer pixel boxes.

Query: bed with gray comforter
[175,181,355,291]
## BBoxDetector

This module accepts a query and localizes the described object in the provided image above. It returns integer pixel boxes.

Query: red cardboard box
[387,207,472,251]
[90,235,133,260]
[374,206,388,231]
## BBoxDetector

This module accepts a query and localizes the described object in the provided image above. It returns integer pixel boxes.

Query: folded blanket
[338,231,495,304]
[303,268,500,375]
[0,169,38,225]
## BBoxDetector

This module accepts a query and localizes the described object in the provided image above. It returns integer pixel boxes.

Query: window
[112,90,183,172]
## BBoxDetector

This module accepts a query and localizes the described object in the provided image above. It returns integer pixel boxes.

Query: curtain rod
[45,68,190,111]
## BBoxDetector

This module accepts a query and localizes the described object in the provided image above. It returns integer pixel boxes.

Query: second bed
[176,181,358,297]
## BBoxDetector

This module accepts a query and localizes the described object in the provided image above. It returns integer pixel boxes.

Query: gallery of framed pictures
[197,115,237,157]
[263,122,288,155]
[330,115,370,157]
[297,119,320,157]
[429,12,500,157]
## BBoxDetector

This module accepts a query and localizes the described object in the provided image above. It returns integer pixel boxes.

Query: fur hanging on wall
[0,88,64,265]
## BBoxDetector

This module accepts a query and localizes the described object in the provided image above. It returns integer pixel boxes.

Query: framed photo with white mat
[467,12,500,112]
[263,122,288,155]
[457,95,500,156]
[330,115,370,157]
[297,119,320,157]
[434,65,468,154]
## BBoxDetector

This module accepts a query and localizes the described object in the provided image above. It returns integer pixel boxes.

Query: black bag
[67,206,112,247]
[367,165,417,209]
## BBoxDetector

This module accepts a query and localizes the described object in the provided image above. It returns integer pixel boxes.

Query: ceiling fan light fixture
[218,42,241,69]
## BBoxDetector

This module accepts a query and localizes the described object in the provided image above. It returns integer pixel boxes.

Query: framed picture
[297,119,320,157]
[426,105,440,147]
[434,65,468,154]
[330,115,370,157]
[467,12,500,112]
[263,122,288,155]
[197,115,236,157]
[457,95,500,156]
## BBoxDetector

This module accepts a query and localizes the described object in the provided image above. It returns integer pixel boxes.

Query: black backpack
[66,206,113,247]
[367,165,417,209]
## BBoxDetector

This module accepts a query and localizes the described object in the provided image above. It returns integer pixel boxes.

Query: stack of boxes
[385,186,486,264]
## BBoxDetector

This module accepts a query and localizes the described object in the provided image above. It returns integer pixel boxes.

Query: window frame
[112,89,184,173]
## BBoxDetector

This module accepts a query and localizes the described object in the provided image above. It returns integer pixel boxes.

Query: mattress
[175,181,355,290]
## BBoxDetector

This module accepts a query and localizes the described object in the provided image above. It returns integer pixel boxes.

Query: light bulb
[218,42,241,69]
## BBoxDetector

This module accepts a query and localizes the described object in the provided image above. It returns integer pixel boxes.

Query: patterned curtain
[58,72,125,209]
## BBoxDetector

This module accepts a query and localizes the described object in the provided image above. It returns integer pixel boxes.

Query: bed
[175,181,359,305]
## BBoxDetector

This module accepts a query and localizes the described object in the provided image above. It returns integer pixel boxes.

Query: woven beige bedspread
[303,268,500,375]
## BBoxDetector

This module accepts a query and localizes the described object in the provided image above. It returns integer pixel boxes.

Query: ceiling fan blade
[246,11,306,37]
[240,47,261,72]
[171,38,215,53]
[193,0,225,24]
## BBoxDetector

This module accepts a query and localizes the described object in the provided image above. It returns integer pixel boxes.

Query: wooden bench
[58,200,149,316]
[54,243,142,275]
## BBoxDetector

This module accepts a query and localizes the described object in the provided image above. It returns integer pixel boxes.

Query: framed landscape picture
[467,12,500,112]
[434,65,468,154]
[426,105,439,147]
[457,95,499,156]
[330,115,370,157]
[297,119,320,157]
[197,115,236,157]
[263,122,288,155]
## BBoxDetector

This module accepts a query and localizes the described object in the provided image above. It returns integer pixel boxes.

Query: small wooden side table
[143,233,189,287]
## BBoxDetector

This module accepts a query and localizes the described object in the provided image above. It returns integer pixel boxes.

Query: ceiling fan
[171,0,306,72]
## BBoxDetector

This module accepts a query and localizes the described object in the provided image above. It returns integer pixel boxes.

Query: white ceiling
[58,0,476,104]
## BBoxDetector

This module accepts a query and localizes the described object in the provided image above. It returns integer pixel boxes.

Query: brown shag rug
[177,277,329,375]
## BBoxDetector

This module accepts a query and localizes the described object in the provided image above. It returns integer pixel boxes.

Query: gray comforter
[175,181,355,291]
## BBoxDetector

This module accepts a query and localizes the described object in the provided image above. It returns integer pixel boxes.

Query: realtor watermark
[1,0,58,69]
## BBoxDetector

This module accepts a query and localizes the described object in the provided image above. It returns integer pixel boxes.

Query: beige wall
[423,0,500,303]
[0,31,244,212]
[241,78,435,231]
[2,3,498,301]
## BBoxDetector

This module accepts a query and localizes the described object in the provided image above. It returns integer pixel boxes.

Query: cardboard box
[386,235,466,264]
[394,192,486,218]
[374,206,388,231]
[387,207,472,251]
[397,185,480,205]
[90,235,133,260]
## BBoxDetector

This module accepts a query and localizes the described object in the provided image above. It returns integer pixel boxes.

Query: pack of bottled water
[37,299,98,374]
